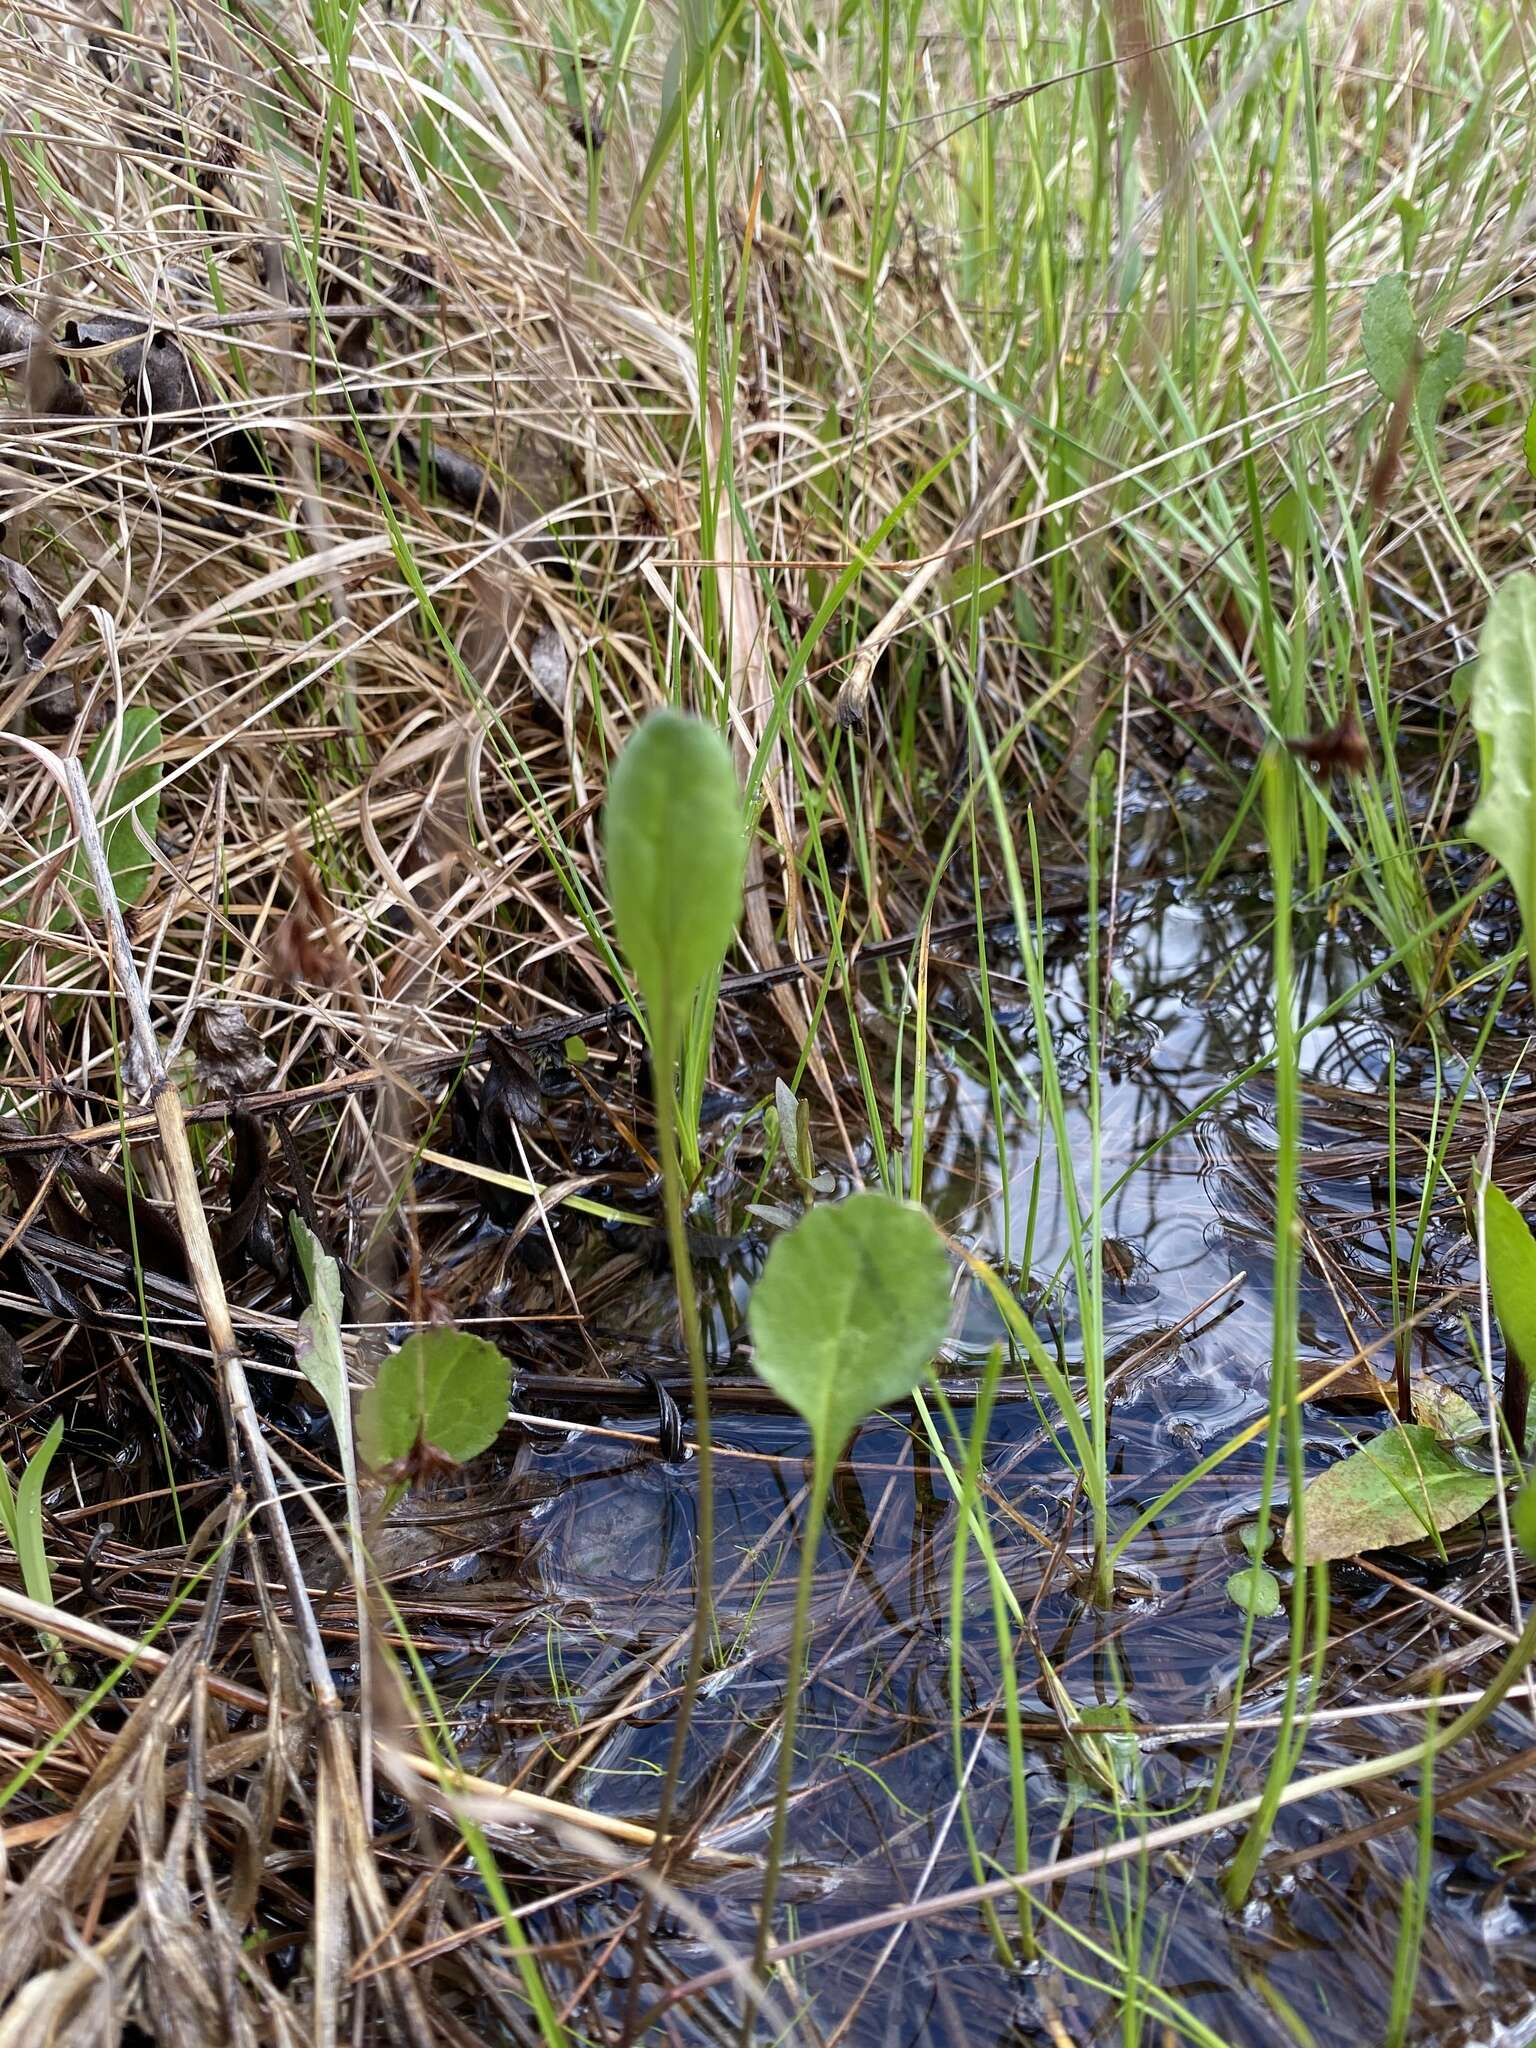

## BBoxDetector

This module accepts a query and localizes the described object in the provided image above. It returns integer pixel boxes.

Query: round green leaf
[1224,1565,1282,1619]
[747,1192,952,1460]
[357,1329,511,1471]
[603,709,744,1042]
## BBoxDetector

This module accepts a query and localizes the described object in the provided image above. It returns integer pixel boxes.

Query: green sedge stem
[621,1009,716,2042]
[745,1446,829,2034]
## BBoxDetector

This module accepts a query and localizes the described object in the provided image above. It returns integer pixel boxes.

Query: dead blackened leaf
[219,1114,280,1278]
[66,1154,187,1280]
[75,319,198,455]
[445,1044,551,1229]
[0,300,93,420]
[0,555,59,674]
[528,624,568,714]
[0,552,71,727]
[193,1002,276,1098]
[118,331,197,453]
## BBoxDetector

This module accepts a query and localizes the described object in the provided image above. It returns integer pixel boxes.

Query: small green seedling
[0,1416,66,1662]
[291,1217,372,1636]
[765,1077,831,1207]
[1224,1564,1282,1619]
[745,1190,953,1994]
[749,1191,953,1470]
[602,707,745,1950]
[292,1217,351,1451]
[357,1329,511,1477]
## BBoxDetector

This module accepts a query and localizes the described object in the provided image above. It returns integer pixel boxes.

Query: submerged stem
[621,1014,716,2040]
[745,1448,829,2037]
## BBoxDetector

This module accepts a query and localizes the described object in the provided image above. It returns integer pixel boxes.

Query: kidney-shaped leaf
[603,709,744,1044]
[1467,574,1536,957]
[1284,1424,1495,1565]
[748,1192,952,1461]
[357,1329,511,1472]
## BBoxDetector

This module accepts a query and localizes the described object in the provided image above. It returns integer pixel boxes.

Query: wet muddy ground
[308,868,1536,2043]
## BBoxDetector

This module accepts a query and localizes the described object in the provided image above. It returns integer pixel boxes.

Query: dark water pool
[408,880,1536,2045]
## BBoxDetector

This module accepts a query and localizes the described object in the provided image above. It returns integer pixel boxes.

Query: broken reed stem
[59,756,340,1713]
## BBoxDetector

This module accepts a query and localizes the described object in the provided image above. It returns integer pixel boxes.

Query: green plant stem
[620,1015,716,2042]
[746,1447,829,2036]
[1226,749,1322,1900]
[654,1055,717,1666]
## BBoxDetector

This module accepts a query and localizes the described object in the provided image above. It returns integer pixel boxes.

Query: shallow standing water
[419,878,1536,2046]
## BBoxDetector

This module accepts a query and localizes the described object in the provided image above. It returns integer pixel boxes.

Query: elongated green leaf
[291,1216,357,1490]
[1482,1184,1536,1393]
[357,1328,511,1472]
[748,1193,952,1462]
[1285,1424,1495,1564]
[603,709,744,1044]
[0,1446,17,1551]
[1466,573,1536,955]
[14,1415,62,1610]
[1524,396,1536,483]
[1362,273,1417,401]
[623,0,750,237]
[74,709,162,916]
[1515,1472,1536,1559]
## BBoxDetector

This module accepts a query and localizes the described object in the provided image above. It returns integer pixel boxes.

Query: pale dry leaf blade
[290,1217,355,1496]
[1467,573,1536,954]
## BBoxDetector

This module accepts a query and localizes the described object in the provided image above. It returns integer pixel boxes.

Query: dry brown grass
[1,0,1536,2040]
